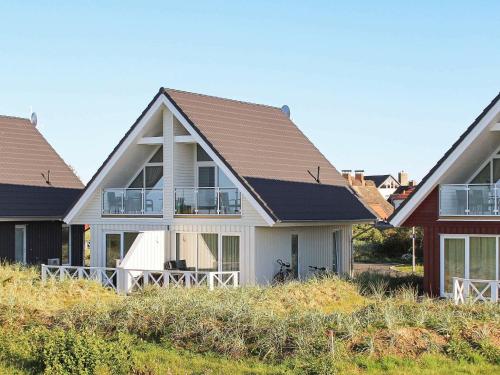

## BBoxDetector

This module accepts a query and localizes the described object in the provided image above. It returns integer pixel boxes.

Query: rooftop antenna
[41,170,51,185]
[29,106,37,127]
[307,166,321,184]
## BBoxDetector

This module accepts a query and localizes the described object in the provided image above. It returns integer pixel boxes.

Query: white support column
[163,108,174,219]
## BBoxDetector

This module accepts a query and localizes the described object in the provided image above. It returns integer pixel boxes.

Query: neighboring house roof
[66,88,375,224]
[0,115,83,219]
[389,92,500,226]
[245,177,374,222]
[365,174,397,187]
[351,183,394,220]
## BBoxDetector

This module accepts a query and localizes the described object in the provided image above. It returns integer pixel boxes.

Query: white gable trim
[65,92,276,226]
[160,95,276,226]
[390,99,500,227]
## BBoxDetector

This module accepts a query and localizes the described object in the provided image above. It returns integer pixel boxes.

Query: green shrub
[29,327,133,375]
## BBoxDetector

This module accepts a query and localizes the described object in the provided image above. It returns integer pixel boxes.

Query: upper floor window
[470,153,500,184]
[129,146,163,189]
[196,144,234,188]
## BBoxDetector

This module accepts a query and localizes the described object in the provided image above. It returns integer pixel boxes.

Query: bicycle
[308,265,329,278]
[272,259,292,284]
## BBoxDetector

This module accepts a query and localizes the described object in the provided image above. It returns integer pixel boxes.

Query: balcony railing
[439,184,500,216]
[102,188,163,216]
[174,187,241,215]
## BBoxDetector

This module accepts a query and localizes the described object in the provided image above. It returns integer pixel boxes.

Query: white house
[59,88,375,292]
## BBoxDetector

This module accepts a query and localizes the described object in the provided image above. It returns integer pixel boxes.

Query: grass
[0,263,499,374]
[393,264,424,276]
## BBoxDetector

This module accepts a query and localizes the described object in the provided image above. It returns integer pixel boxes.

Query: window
[332,231,339,273]
[15,225,26,263]
[443,238,465,294]
[128,146,163,189]
[197,144,212,162]
[61,225,71,265]
[470,151,500,184]
[105,232,140,268]
[196,144,234,188]
[222,236,240,271]
[291,234,299,278]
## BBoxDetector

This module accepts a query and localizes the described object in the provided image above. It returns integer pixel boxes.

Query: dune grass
[0,263,498,374]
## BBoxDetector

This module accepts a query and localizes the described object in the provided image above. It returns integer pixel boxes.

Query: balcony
[102,188,163,216]
[174,187,241,216]
[439,184,500,216]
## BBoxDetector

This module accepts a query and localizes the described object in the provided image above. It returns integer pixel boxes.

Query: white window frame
[174,231,241,272]
[467,144,500,183]
[61,224,72,266]
[15,224,27,264]
[440,234,499,297]
[126,146,163,188]
[102,231,140,267]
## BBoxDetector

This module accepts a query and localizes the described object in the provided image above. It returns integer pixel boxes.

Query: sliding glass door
[175,233,240,273]
[441,235,499,296]
[443,238,465,294]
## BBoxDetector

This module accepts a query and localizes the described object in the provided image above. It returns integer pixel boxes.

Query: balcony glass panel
[440,184,499,216]
[102,188,163,215]
[174,187,241,215]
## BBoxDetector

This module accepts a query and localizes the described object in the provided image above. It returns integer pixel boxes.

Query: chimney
[354,170,365,185]
[398,170,409,186]
[341,170,353,185]
[408,180,416,187]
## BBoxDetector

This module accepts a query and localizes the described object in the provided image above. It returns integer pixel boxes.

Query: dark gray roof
[244,177,375,222]
[365,174,395,187]
[0,183,82,218]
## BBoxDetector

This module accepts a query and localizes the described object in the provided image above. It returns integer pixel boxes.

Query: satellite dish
[30,112,37,127]
[281,105,290,118]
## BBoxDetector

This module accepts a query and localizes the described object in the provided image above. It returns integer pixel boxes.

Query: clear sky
[1,1,499,183]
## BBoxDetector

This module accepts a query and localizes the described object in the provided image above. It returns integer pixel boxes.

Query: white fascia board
[390,100,500,227]
[137,136,164,145]
[64,96,165,223]
[174,135,195,143]
[160,95,276,226]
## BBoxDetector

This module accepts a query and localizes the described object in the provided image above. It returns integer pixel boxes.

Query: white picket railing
[453,277,500,304]
[41,264,239,294]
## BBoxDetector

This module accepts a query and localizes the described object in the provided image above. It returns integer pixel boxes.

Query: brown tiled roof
[165,89,347,186]
[0,115,83,189]
[351,185,394,220]
[0,115,83,219]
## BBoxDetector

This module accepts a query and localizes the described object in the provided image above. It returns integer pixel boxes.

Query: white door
[15,225,26,263]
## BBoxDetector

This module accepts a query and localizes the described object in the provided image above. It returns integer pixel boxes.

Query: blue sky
[0,1,499,183]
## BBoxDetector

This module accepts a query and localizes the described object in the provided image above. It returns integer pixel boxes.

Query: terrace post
[208,272,215,290]
[491,281,498,302]
[41,264,47,282]
[116,267,127,294]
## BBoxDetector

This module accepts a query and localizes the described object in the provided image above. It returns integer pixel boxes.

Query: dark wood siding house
[0,115,84,265]
[389,93,500,298]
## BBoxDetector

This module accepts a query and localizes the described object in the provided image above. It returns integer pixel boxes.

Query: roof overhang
[390,92,500,227]
[0,216,62,222]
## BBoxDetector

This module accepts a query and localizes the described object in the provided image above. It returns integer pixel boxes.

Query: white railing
[174,187,241,215]
[41,264,239,294]
[102,188,163,215]
[42,264,118,289]
[453,277,500,304]
[440,184,500,216]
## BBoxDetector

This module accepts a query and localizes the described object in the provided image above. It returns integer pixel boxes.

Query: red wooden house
[390,93,500,300]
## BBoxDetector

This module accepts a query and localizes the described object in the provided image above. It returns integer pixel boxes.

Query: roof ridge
[164,87,282,111]
[0,114,30,121]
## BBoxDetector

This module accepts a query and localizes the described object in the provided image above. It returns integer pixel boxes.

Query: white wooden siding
[174,142,195,187]
[254,225,352,284]
[120,231,165,270]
